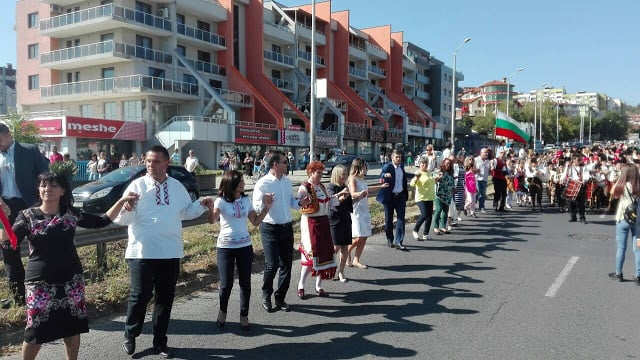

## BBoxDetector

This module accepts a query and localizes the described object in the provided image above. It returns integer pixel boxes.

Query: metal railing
[264,50,294,66]
[177,22,226,47]
[416,73,429,84]
[264,22,293,34]
[180,57,226,76]
[40,4,172,33]
[236,120,276,129]
[403,76,415,86]
[297,50,325,65]
[368,64,386,77]
[40,74,199,98]
[40,41,173,65]
[348,67,366,78]
[271,78,293,91]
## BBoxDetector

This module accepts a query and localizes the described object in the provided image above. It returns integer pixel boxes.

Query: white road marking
[545,256,580,297]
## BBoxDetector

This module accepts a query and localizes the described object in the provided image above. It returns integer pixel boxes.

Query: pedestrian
[474,147,491,212]
[451,154,466,225]
[243,152,254,176]
[608,163,640,283]
[115,146,212,357]
[348,158,371,268]
[491,149,508,211]
[464,156,478,217]
[97,151,111,178]
[287,151,295,175]
[10,172,137,360]
[376,149,408,250]
[409,156,436,240]
[525,157,546,212]
[563,155,589,223]
[170,148,181,165]
[0,123,50,307]
[325,164,352,283]
[432,158,455,235]
[296,161,337,299]
[379,152,385,166]
[48,146,63,164]
[184,149,199,176]
[207,170,273,331]
[87,154,99,181]
[129,152,140,167]
[252,151,299,313]
[119,153,129,168]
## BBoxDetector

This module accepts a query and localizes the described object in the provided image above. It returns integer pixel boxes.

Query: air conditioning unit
[157,7,169,19]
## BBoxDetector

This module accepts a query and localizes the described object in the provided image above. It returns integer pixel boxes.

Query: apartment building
[16,0,452,165]
[0,64,17,114]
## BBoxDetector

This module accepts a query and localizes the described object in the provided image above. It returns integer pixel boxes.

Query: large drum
[561,179,583,201]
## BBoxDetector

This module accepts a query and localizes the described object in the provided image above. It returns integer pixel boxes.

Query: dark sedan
[72,165,200,213]
[322,154,358,177]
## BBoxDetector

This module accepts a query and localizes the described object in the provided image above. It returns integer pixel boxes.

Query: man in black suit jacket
[376,148,409,250]
[0,123,50,306]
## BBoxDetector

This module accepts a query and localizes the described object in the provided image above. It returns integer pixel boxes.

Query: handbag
[624,187,638,225]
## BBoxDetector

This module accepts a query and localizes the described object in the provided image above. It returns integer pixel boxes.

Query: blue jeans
[260,222,294,303]
[414,200,434,237]
[615,221,640,277]
[217,246,254,316]
[384,193,406,245]
[124,258,180,347]
[477,180,488,210]
[432,198,450,229]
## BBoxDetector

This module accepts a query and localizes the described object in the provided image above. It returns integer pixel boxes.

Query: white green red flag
[495,110,531,143]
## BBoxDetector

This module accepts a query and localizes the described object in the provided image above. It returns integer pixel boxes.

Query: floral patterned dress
[10,207,112,344]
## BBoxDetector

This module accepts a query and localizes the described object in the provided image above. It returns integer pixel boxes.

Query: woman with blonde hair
[325,165,352,282]
[608,163,640,283]
[347,158,371,269]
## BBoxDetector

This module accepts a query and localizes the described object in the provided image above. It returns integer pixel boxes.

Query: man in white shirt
[253,151,304,313]
[184,149,199,176]
[114,146,211,357]
[474,147,491,212]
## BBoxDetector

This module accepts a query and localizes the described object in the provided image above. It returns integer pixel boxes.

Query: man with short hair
[491,149,508,211]
[184,149,198,177]
[115,146,212,357]
[253,151,302,312]
[474,147,491,213]
[0,123,49,307]
[49,146,63,163]
[376,149,409,250]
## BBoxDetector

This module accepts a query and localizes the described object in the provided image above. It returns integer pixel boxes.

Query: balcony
[181,57,226,77]
[367,64,386,78]
[297,50,325,67]
[348,43,367,60]
[264,50,295,68]
[176,0,227,22]
[366,41,386,60]
[348,67,367,79]
[416,73,430,85]
[403,57,416,70]
[40,74,200,101]
[40,41,173,70]
[295,23,326,45]
[415,89,430,100]
[177,23,226,50]
[40,4,172,38]
[263,22,295,43]
[213,88,252,107]
[271,78,294,93]
[403,76,415,87]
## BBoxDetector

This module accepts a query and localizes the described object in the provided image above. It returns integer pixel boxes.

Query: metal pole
[533,93,536,144]
[539,94,543,143]
[309,0,316,161]
[556,102,559,144]
[450,38,470,154]
[588,107,592,144]
[506,78,510,118]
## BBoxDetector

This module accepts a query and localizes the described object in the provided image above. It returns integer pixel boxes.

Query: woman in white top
[608,163,640,283]
[347,158,371,269]
[87,154,99,181]
[207,170,273,331]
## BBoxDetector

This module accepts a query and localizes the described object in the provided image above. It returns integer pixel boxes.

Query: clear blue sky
[3,0,638,105]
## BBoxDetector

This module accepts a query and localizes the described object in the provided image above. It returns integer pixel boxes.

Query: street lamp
[505,67,524,118]
[539,83,546,144]
[450,37,470,154]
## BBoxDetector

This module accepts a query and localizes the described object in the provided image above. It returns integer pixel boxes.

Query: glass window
[28,44,39,59]
[27,13,38,28]
[28,75,39,90]
[104,102,117,120]
[176,14,185,24]
[102,67,114,78]
[148,67,165,78]
[100,33,114,42]
[123,100,143,121]
[136,35,152,48]
[197,20,210,32]
[176,45,186,57]
[80,104,93,117]
[135,1,151,14]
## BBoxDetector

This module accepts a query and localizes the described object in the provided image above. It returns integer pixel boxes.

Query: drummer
[562,155,590,223]
[525,157,546,212]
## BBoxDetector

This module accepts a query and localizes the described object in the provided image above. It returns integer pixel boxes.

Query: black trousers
[492,178,507,210]
[569,187,587,219]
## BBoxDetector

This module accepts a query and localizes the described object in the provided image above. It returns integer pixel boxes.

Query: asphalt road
[5,203,640,359]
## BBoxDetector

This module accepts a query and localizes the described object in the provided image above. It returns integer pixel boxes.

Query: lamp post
[505,67,524,118]
[309,0,316,161]
[450,37,470,154]
[539,84,546,144]
[556,102,560,144]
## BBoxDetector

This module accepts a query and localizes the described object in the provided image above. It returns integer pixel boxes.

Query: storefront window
[344,140,355,155]
[358,141,373,161]
[76,138,132,163]
[123,100,143,122]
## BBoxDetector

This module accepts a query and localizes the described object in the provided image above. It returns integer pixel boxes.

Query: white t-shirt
[185,156,199,172]
[215,196,252,249]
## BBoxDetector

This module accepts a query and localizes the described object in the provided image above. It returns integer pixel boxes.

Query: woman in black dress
[325,165,352,282]
[7,172,138,360]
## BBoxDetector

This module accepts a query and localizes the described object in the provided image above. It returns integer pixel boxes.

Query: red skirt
[299,215,336,280]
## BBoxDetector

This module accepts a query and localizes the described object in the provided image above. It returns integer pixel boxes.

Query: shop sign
[314,134,338,148]
[235,125,278,145]
[280,130,306,146]
[386,130,404,143]
[407,125,423,137]
[31,118,63,136]
[66,116,146,140]
[370,127,385,142]
[424,127,433,138]
[344,123,369,140]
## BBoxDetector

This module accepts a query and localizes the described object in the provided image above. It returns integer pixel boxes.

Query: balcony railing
[40,41,173,65]
[264,22,293,34]
[348,67,366,79]
[297,50,325,65]
[297,22,325,35]
[403,76,415,86]
[264,50,294,66]
[181,57,226,76]
[367,64,386,77]
[348,42,366,52]
[40,4,172,33]
[271,78,293,91]
[415,89,429,100]
[416,73,430,84]
[41,74,199,98]
[177,22,226,47]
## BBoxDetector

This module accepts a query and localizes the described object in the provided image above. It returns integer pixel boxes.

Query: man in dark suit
[376,148,409,250]
[0,122,50,306]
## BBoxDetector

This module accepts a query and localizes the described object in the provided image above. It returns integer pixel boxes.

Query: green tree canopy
[2,113,41,144]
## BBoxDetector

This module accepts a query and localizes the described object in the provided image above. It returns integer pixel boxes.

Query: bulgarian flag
[495,110,531,143]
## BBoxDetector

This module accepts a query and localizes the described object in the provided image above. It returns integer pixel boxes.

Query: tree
[2,113,41,144]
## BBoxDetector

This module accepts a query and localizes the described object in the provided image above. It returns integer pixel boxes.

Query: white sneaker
[447,225,452,232]
[505,204,512,209]
[457,217,462,222]
[422,235,430,241]
[412,231,419,240]
[480,209,487,213]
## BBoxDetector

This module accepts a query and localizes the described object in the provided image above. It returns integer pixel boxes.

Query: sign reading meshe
[235,125,278,145]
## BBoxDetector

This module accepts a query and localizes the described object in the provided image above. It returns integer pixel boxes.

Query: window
[197,20,210,32]
[209,79,222,89]
[136,35,152,48]
[28,75,39,90]
[197,50,210,62]
[66,72,73,83]
[148,67,165,78]
[123,100,143,121]
[272,44,281,54]
[80,104,93,117]
[75,71,80,82]
[135,1,151,14]
[183,74,196,84]
[271,69,281,79]
[176,45,186,57]
[100,33,114,42]
[176,14,185,24]
[27,13,38,28]
[28,44,39,59]
[101,67,114,78]
[104,102,117,120]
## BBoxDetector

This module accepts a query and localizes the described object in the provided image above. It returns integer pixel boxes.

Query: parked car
[322,154,358,177]
[72,165,200,213]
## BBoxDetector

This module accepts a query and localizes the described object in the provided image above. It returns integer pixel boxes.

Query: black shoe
[153,344,172,358]
[608,272,623,282]
[387,242,394,248]
[216,311,226,329]
[569,218,577,222]
[262,297,272,312]
[274,300,290,312]
[122,337,135,356]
